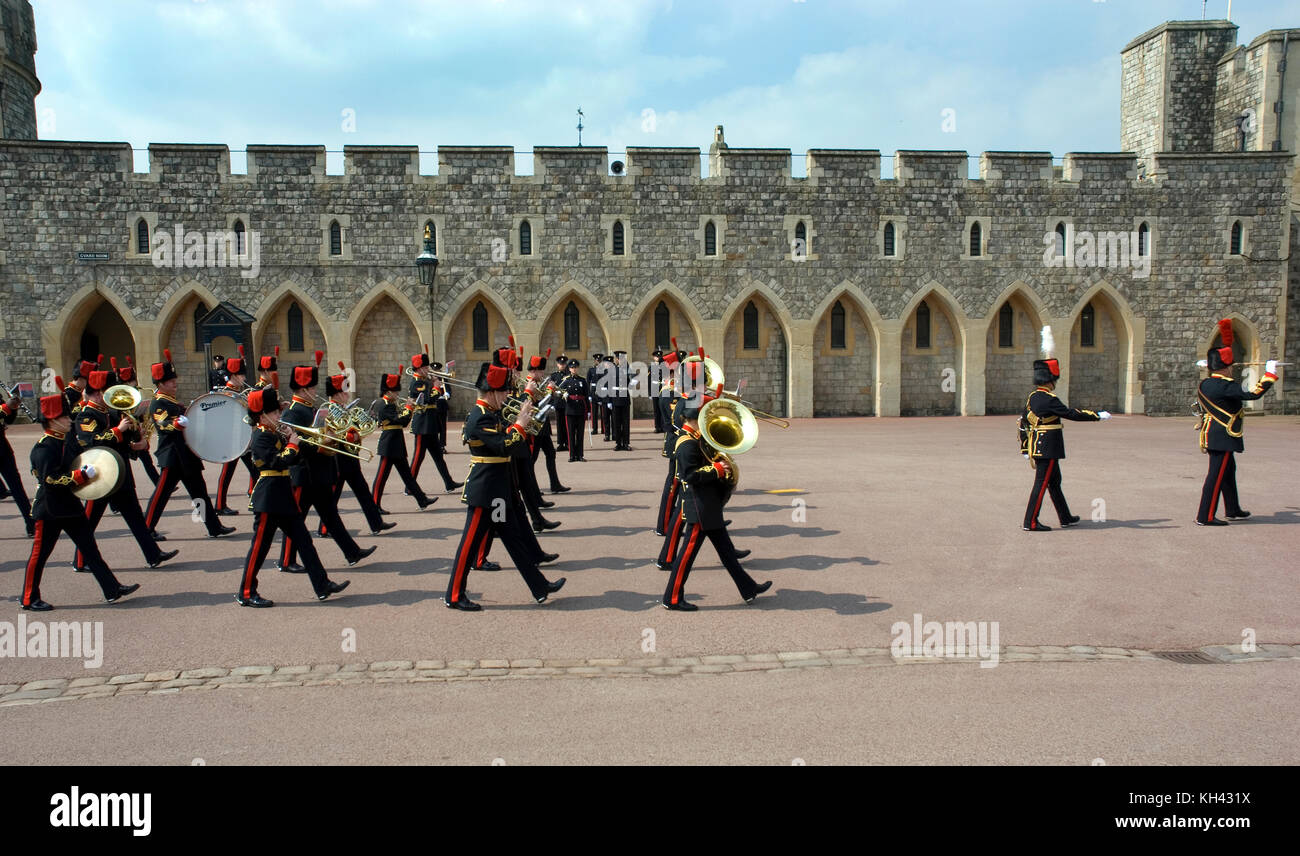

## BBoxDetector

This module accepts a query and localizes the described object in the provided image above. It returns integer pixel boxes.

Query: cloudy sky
[29,0,1291,176]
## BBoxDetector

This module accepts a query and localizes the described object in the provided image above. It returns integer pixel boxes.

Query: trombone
[407,365,479,393]
[275,419,373,461]
[719,388,790,429]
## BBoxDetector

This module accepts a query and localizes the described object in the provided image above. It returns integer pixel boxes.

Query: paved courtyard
[1,414,1296,764]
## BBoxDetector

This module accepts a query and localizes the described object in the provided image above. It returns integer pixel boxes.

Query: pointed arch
[153,279,223,349]
[253,281,334,359]
[1066,279,1136,343]
[1066,279,1142,413]
[441,282,520,341]
[534,280,614,349]
[345,282,425,342]
[898,279,970,338]
[983,281,1049,414]
[1198,312,1260,363]
[625,280,704,344]
[812,283,885,417]
[984,280,1048,335]
[720,280,794,347]
[45,285,139,381]
[720,283,791,417]
[810,281,887,336]
[898,280,967,417]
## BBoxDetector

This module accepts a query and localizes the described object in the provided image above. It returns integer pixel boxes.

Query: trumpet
[276,420,373,461]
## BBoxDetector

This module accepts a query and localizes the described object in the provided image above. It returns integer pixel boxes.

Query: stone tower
[1120,20,1239,168]
[0,0,39,140]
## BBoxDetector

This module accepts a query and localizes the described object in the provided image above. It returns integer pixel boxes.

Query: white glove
[1265,360,1278,375]
[1097,411,1112,420]
[175,415,189,429]
[1195,359,1209,368]
[81,464,97,479]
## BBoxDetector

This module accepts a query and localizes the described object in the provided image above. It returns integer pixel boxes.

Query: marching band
[0,316,1286,612]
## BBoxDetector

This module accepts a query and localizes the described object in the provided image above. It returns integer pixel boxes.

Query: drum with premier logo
[184,392,252,463]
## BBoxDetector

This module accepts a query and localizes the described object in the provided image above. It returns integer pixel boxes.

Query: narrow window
[287,302,304,351]
[136,218,149,255]
[794,220,808,256]
[519,220,532,256]
[425,220,436,254]
[612,220,625,255]
[1137,221,1149,257]
[704,221,717,256]
[831,301,846,350]
[472,301,489,351]
[743,301,759,350]
[998,303,1014,349]
[1054,222,1066,258]
[1230,221,1242,255]
[654,301,670,349]
[329,220,342,256]
[563,301,580,351]
[969,222,982,257]
[883,221,896,256]
[233,219,246,255]
[1080,303,1096,348]
[193,301,209,351]
[916,301,931,349]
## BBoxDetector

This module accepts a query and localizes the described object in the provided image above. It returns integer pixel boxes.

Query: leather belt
[1031,424,1063,431]
[469,456,509,464]
[259,469,289,477]
[381,425,404,430]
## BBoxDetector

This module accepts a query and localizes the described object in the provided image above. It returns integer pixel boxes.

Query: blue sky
[29,0,1294,175]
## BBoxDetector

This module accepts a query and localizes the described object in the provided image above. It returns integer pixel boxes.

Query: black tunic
[676,429,728,530]
[30,432,89,520]
[1197,372,1275,453]
[1022,388,1100,460]
[460,401,530,508]
[376,395,413,459]
[248,425,301,515]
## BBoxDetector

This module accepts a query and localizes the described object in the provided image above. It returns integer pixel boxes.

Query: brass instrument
[275,419,373,461]
[719,388,791,429]
[325,399,378,437]
[698,397,759,488]
[681,354,724,394]
[429,370,481,393]
[501,392,555,435]
[103,383,145,438]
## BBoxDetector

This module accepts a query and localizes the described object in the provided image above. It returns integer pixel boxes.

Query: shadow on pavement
[1077,518,1178,530]
[728,525,840,539]
[742,555,879,572]
[491,589,663,612]
[1229,507,1300,526]
[546,555,651,572]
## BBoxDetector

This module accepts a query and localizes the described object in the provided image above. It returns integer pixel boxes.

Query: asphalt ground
[1,413,1296,764]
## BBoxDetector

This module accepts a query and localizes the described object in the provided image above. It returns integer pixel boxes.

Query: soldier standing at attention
[142,350,236,540]
[1195,319,1279,526]
[550,355,570,453]
[559,360,588,462]
[236,387,349,608]
[20,382,139,611]
[372,367,436,512]
[527,351,569,494]
[444,359,566,611]
[1021,329,1110,532]
[587,353,605,440]
[208,354,228,391]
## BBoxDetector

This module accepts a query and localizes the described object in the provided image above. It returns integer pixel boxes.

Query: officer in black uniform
[20,383,139,611]
[550,355,569,452]
[661,393,770,611]
[214,348,258,516]
[431,361,451,454]
[208,354,228,391]
[610,350,632,450]
[64,358,95,420]
[277,354,376,573]
[0,383,34,536]
[73,368,177,571]
[372,367,436,511]
[653,350,683,536]
[142,349,236,540]
[1195,320,1278,526]
[650,350,666,433]
[443,360,565,611]
[408,352,461,493]
[587,353,604,438]
[559,360,588,461]
[1021,356,1110,531]
[319,362,394,537]
[236,388,349,607]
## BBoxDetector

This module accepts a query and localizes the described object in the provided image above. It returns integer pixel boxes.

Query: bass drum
[185,392,252,463]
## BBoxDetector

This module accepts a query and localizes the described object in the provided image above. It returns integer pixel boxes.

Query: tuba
[698,397,758,488]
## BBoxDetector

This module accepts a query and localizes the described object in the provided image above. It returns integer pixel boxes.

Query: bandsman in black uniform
[20,383,139,611]
[444,360,565,611]
[142,350,236,540]
[372,367,436,511]
[277,353,376,573]
[550,354,570,452]
[1195,319,1279,526]
[0,383,35,536]
[653,349,684,537]
[65,358,96,417]
[587,353,605,439]
[650,350,666,434]
[656,357,700,568]
[1020,336,1110,532]
[431,360,451,454]
[73,369,178,571]
[662,392,770,611]
[610,350,632,450]
[236,388,349,607]
[558,359,588,461]
[208,354,228,391]
[112,357,160,487]
[320,361,394,537]
[214,347,258,516]
[527,351,569,494]
[408,350,461,493]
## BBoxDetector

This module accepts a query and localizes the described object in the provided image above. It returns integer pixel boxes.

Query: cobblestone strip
[2,644,1297,707]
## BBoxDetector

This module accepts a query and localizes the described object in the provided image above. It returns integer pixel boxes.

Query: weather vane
[577,107,584,146]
